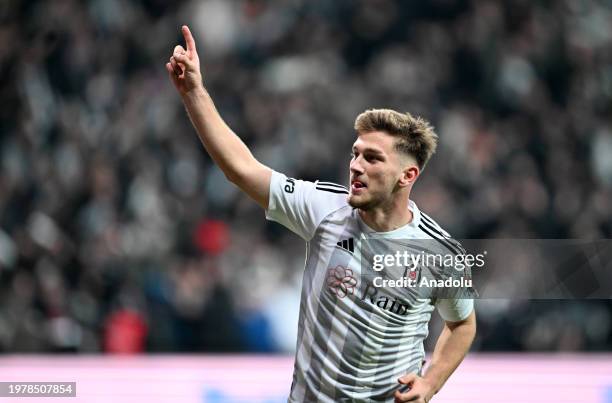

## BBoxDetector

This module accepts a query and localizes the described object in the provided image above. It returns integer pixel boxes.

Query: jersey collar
[356,200,422,237]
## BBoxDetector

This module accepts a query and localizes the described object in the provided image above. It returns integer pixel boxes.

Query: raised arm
[165,25,271,209]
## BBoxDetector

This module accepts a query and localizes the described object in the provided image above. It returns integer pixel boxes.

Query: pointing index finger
[182,25,196,52]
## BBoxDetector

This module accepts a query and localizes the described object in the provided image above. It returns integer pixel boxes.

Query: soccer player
[166,25,476,403]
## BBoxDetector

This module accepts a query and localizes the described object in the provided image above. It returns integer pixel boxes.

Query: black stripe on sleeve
[316,181,348,191]
[420,213,447,233]
[418,224,462,256]
[315,185,348,194]
[420,214,465,253]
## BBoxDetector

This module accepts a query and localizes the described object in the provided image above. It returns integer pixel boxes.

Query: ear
[398,164,419,188]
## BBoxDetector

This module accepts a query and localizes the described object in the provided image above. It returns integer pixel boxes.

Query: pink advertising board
[0,354,611,402]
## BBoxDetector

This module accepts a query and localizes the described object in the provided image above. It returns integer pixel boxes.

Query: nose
[350,155,364,176]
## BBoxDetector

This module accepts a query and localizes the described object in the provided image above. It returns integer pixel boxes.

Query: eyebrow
[352,146,385,156]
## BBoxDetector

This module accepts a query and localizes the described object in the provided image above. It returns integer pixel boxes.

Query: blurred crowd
[1,0,611,353]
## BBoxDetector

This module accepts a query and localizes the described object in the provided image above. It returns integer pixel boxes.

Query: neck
[358,195,413,232]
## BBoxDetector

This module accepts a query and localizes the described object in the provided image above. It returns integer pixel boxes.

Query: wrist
[182,84,207,102]
[421,372,441,397]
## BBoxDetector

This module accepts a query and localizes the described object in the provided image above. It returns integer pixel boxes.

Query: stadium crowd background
[0,0,611,354]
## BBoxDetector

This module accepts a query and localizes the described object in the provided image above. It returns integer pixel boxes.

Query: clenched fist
[166,25,202,95]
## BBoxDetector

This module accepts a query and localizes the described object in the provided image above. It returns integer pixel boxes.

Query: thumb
[398,373,418,385]
[173,51,190,66]
[165,62,180,87]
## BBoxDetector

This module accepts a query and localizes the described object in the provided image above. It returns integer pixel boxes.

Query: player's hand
[166,25,202,95]
[394,373,435,403]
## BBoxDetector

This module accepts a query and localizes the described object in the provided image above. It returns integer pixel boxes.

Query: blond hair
[354,109,438,169]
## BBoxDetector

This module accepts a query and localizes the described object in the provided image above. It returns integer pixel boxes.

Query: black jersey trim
[315,187,348,194]
[315,184,348,194]
[316,181,348,191]
[418,223,462,256]
[421,213,447,232]
[420,213,465,253]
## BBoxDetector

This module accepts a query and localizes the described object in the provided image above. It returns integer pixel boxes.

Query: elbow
[224,167,249,188]
[218,161,245,185]
[224,170,240,185]
[224,160,265,187]
[447,310,477,333]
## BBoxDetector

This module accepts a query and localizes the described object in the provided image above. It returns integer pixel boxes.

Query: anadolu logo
[326,266,357,298]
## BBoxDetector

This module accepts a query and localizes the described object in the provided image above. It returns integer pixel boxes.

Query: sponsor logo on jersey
[360,281,413,315]
[326,265,414,315]
[336,238,355,253]
[326,266,357,298]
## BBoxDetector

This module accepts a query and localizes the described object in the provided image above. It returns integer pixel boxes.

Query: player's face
[348,131,407,210]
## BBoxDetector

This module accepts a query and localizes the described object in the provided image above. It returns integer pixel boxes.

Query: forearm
[181,86,261,183]
[167,27,271,208]
[423,311,476,395]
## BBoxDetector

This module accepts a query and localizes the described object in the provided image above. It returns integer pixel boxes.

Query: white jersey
[265,171,474,402]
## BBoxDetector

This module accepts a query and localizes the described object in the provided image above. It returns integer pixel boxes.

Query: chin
[348,194,370,209]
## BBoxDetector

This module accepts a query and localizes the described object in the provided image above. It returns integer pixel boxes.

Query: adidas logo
[336,238,355,253]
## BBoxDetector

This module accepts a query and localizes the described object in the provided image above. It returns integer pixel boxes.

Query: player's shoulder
[417,210,466,255]
[274,172,348,210]
[310,180,350,210]
[418,211,452,238]
[313,180,349,196]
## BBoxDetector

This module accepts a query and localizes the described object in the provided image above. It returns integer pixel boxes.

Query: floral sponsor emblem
[327,266,357,298]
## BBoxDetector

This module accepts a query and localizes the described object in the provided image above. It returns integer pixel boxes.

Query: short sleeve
[433,252,477,322]
[436,298,474,322]
[265,171,348,241]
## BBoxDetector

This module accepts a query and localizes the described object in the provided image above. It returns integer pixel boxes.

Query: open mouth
[351,181,366,191]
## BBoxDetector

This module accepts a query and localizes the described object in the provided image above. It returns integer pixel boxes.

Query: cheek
[368,168,390,188]
[377,169,399,190]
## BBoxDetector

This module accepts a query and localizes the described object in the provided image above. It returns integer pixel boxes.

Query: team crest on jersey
[326,266,357,298]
